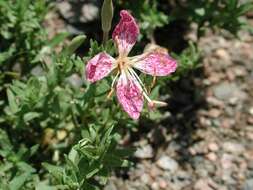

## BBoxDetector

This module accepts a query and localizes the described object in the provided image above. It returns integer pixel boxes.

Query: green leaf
[48,32,69,47]
[23,112,40,122]
[42,163,64,181]
[68,148,80,165]
[0,129,13,152]
[236,3,253,16]
[9,172,31,190]
[29,144,39,156]
[7,89,18,113]
[104,155,132,167]
[36,182,57,190]
[17,162,36,173]
[86,162,101,179]
[195,8,205,16]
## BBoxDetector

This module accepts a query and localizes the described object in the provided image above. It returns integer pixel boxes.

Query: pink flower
[86,10,177,119]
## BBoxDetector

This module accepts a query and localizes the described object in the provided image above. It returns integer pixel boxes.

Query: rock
[233,66,247,77]
[151,182,159,190]
[190,141,209,155]
[196,166,209,178]
[221,118,235,128]
[104,181,117,190]
[156,156,178,172]
[57,1,73,21]
[159,179,168,189]
[150,166,162,178]
[80,3,99,23]
[206,96,224,107]
[147,127,166,145]
[206,152,217,161]
[221,169,236,185]
[243,179,253,190]
[223,142,245,154]
[199,117,212,127]
[140,173,151,184]
[249,107,253,116]
[208,108,221,118]
[247,117,253,125]
[57,1,99,24]
[208,142,219,152]
[215,48,231,65]
[226,69,236,81]
[208,73,222,84]
[213,82,238,101]
[228,97,239,105]
[221,153,234,169]
[194,178,218,190]
[134,145,154,159]
[66,74,83,88]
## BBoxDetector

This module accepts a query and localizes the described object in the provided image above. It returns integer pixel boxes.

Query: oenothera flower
[86,10,177,119]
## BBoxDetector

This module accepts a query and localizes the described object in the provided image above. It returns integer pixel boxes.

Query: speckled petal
[85,52,116,83]
[132,52,177,76]
[112,10,139,57]
[116,72,143,120]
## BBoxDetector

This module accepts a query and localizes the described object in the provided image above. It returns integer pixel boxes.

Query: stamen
[148,76,157,94]
[107,71,120,99]
[152,100,167,107]
[148,100,168,110]
[111,71,120,88]
[151,76,157,88]
[126,68,152,103]
[128,68,149,94]
[127,68,167,109]
[107,88,114,99]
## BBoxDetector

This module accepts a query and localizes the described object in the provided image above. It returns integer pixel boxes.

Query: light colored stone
[249,107,253,116]
[206,152,217,161]
[208,142,219,152]
[208,108,221,118]
[215,48,231,63]
[157,156,178,172]
[243,179,253,190]
[134,145,154,159]
[223,142,245,154]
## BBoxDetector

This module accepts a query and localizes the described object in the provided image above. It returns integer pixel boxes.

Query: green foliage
[42,125,132,189]
[0,0,48,67]
[171,0,253,37]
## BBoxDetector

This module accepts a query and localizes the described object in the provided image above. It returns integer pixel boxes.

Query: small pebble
[249,107,253,116]
[223,142,245,154]
[157,156,178,172]
[134,145,154,159]
[208,142,219,152]
[206,152,217,161]
[208,108,221,118]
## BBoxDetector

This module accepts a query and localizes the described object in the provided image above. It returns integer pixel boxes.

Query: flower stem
[102,31,109,46]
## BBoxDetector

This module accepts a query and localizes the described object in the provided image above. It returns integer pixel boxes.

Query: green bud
[65,35,86,55]
[101,0,114,33]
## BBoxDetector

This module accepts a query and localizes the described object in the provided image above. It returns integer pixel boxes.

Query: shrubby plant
[0,0,252,189]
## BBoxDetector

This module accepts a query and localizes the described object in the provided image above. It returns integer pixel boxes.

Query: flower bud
[66,35,86,55]
[101,0,114,33]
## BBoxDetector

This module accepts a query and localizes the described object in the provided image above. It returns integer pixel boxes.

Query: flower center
[117,57,129,72]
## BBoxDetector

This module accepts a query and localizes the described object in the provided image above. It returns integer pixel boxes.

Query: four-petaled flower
[85,10,177,119]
